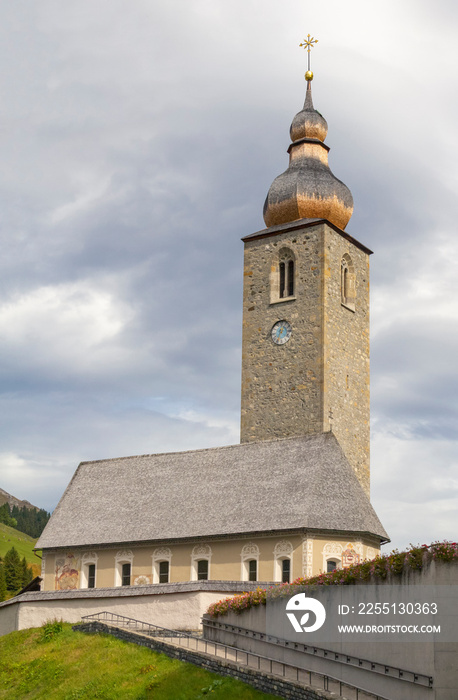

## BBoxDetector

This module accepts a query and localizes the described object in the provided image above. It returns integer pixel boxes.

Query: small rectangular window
[248,559,257,582]
[327,560,337,573]
[281,559,290,583]
[87,564,96,589]
[122,562,131,586]
[159,560,169,584]
[197,560,208,581]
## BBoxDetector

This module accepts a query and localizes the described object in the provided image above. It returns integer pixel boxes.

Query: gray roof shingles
[37,432,389,550]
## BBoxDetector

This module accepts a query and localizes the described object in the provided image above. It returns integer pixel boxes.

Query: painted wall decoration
[342,542,360,567]
[134,575,152,586]
[241,543,260,560]
[322,542,343,572]
[366,547,376,560]
[55,552,79,590]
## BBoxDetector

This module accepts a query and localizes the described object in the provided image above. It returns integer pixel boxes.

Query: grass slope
[0,522,41,575]
[0,623,282,700]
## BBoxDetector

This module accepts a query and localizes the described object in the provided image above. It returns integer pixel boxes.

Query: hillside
[0,487,50,539]
[0,523,41,575]
[0,487,39,511]
[0,623,281,700]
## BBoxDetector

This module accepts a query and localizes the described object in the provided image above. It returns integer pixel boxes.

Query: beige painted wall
[41,533,380,592]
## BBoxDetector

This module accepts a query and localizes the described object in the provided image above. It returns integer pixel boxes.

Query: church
[36,53,388,592]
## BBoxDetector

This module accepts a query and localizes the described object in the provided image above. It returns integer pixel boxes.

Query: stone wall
[322,226,370,495]
[76,620,336,700]
[241,223,324,442]
[240,220,370,495]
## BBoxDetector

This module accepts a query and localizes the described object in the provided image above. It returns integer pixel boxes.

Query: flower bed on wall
[206,541,458,618]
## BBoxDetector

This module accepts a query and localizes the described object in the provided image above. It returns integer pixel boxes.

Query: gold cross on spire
[300,34,318,52]
[299,34,318,81]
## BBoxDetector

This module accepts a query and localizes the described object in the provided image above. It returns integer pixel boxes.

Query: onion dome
[263,81,353,230]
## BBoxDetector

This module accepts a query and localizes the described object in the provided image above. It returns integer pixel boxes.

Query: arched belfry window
[341,254,355,311]
[271,248,296,303]
[279,253,295,299]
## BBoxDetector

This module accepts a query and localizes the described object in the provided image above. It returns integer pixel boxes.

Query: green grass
[0,623,282,699]
[0,522,41,572]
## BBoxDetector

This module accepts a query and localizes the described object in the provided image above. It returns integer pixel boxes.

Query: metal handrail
[203,616,433,688]
[79,611,398,700]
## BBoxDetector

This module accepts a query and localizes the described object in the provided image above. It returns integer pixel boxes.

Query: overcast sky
[0,1,456,554]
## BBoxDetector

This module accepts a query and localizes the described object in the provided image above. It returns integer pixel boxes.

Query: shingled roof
[37,432,389,550]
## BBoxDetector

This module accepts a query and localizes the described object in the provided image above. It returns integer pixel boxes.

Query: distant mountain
[0,487,41,512]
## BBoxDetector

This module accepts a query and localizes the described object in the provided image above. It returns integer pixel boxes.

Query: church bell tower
[240,40,371,496]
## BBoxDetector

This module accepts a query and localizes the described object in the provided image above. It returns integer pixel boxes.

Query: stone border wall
[76,620,337,700]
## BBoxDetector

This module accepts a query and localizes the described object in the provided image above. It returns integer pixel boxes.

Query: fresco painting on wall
[55,553,79,590]
[342,543,360,567]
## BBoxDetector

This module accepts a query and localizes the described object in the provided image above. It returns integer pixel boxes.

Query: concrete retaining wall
[203,561,458,700]
[0,580,265,637]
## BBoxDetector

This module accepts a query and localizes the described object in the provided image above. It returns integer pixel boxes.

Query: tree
[0,503,16,528]
[10,505,50,538]
[3,547,22,591]
[0,564,6,602]
[20,556,33,587]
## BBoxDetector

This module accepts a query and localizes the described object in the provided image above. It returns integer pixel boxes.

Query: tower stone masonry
[240,80,371,496]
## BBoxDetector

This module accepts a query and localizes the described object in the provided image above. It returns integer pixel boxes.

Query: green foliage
[355,558,373,581]
[3,547,22,591]
[11,505,51,539]
[370,555,389,579]
[387,549,406,575]
[207,541,458,619]
[0,522,40,569]
[198,679,225,696]
[21,556,33,587]
[0,504,16,529]
[430,540,458,561]
[40,619,63,643]
[0,624,280,700]
[406,544,428,570]
[1,547,34,593]
[207,587,267,618]
[0,564,6,602]
[0,501,50,538]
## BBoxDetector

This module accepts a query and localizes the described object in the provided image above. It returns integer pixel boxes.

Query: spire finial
[299,34,318,81]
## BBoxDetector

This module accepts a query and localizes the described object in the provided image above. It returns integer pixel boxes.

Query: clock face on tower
[271,320,292,345]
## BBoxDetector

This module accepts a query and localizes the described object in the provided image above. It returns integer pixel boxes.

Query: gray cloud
[0,1,456,553]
